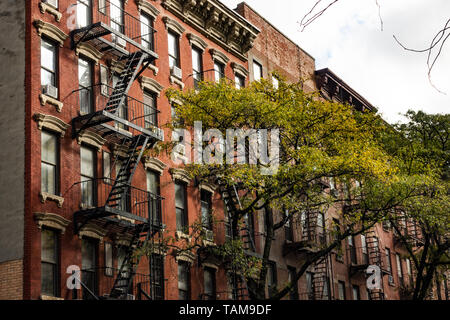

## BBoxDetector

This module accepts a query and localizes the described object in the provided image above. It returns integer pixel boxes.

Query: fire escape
[283,210,332,300]
[217,179,258,300]
[68,1,164,300]
[348,230,387,300]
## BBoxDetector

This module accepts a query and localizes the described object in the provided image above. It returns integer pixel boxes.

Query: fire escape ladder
[106,134,149,207]
[303,211,317,242]
[313,256,328,300]
[366,230,385,300]
[109,224,148,299]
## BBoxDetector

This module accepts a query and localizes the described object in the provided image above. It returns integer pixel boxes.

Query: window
[41,38,57,91]
[406,258,412,280]
[267,261,277,298]
[117,246,133,295]
[143,90,157,128]
[140,13,154,50]
[284,209,293,242]
[361,234,368,264]
[175,182,188,232]
[81,238,98,299]
[396,254,403,285]
[348,236,357,264]
[147,170,161,227]
[385,248,393,284]
[214,61,225,82]
[201,190,212,230]
[235,74,245,89]
[76,0,91,28]
[192,47,203,89]
[244,212,255,251]
[78,57,94,114]
[102,151,111,183]
[272,75,279,89]
[41,228,59,297]
[288,266,299,300]
[253,60,262,81]
[41,131,59,195]
[178,261,190,300]
[104,242,113,277]
[306,271,314,300]
[80,146,96,207]
[352,285,360,300]
[168,31,180,68]
[203,268,216,300]
[110,0,124,34]
[338,281,346,300]
[317,212,325,244]
[150,254,165,300]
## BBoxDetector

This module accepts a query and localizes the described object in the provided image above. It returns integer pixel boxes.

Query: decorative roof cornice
[161,0,259,61]
[162,15,186,35]
[187,33,208,51]
[33,113,70,137]
[136,0,160,20]
[33,19,68,47]
[140,76,164,97]
[34,212,70,233]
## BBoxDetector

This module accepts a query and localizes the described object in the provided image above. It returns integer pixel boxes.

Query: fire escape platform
[71,22,158,60]
[283,240,321,256]
[72,110,164,142]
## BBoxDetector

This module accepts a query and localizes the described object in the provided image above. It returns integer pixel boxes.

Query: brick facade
[0,0,447,301]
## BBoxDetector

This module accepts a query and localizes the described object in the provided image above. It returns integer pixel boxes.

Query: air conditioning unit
[205,229,214,242]
[171,66,183,80]
[43,84,58,99]
[42,0,58,9]
[114,36,127,48]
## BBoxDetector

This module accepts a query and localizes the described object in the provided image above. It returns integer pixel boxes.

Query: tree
[380,110,449,300]
[159,76,421,300]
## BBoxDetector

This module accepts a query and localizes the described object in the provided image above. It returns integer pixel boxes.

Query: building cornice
[160,0,259,61]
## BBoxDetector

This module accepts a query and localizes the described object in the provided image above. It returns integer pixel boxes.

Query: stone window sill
[39,93,63,112]
[170,76,185,89]
[39,2,62,22]
[39,191,64,208]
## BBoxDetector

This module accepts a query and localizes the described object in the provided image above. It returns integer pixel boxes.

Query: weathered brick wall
[0,260,23,300]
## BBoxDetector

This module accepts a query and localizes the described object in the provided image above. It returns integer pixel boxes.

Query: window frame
[191,46,203,88]
[213,60,225,82]
[252,60,263,81]
[78,56,94,114]
[41,227,59,297]
[41,130,59,195]
[81,237,99,299]
[338,281,346,300]
[143,89,158,128]
[175,181,188,233]
[150,253,165,300]
[40,37,58,92]
[352,285,360,300]
[80,145,97,207]
[140,12,154,51]
[168,31,180,68]
[178,261,191,300]
[200,189,213,231]
[287,266,299,300]
[203,267,216,300]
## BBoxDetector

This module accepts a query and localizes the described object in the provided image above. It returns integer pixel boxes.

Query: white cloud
[221,0,450,123]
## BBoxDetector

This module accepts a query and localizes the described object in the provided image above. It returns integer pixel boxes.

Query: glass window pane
[192,48,201,74]
[41,163,55,194]
[168,32,177,57]
[78,58,92,87]
[253,61,262,81]
[105,242,113,276]
[41,40,56,72]
[41,69,55,87]
[103,152,111,180]
[81,239,96,270]
[42,131,57,164]
[41,229,57,263]
[147,171,159,195]
[77,0,91,28]
[81,147,95,178]
[175,183,185,209]
[178,262,188,291]
[41,263,56,296]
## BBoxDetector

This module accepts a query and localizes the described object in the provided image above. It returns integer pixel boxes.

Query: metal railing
[78,267,153,300]
[72,84,160,133]
[287,215,327,246]
[74,0,157,52]
[73,177,164,226]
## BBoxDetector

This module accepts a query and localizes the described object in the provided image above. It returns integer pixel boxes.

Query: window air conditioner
[42,0,58,9]
[43,84,58,99]
[171,66,182,80]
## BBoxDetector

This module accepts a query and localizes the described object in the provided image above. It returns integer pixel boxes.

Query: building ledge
[34,212,70,233]
[170,168,191,183]
[77,130,106,152]
[39,192,64,208]
[34,113,70,137]
[39,94,63,112]
[34,19,68,47]
[39,2,62,22]
[144,156,167,175]
[170,75,185,89]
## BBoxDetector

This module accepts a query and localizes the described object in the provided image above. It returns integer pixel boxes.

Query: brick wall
[0,260,23,300]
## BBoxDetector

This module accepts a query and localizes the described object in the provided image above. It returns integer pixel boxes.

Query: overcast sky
[221,0,450,124]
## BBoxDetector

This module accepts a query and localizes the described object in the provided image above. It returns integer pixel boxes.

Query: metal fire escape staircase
[69,10,163,299]
[313,256,329,300]
[217,179,257,300]
[366,230,385,300]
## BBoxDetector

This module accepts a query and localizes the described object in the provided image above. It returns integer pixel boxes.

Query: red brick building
[0,0,447,300]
